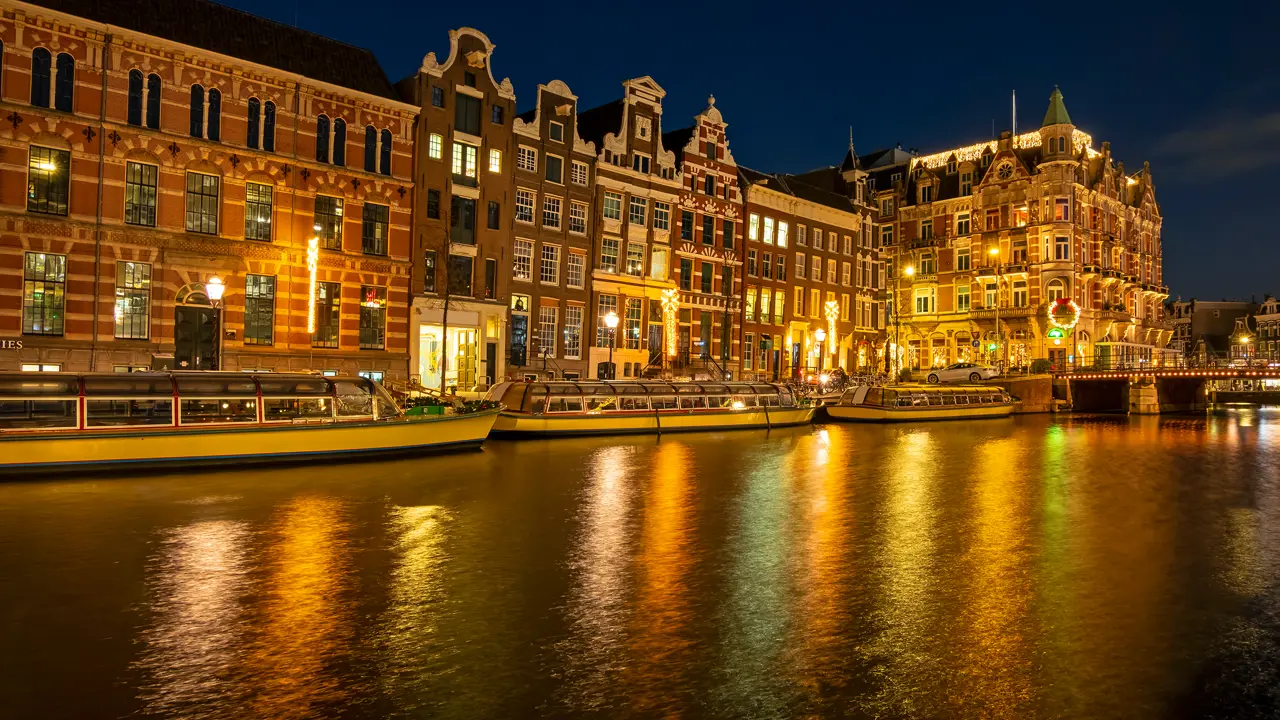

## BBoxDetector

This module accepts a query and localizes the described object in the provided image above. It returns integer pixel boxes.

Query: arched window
[54,53,74,112]
[316,114,330,162]
[263,101,276,152]
[380,129,392,176]
[1046,278,1066,303]
[332,118,346,166]
[206,88,221,141]
[1058,136,1066,153]
[146,74,162,129]
[127,69,144,126]
[247,98,261,149]
[189,85,205,138]
[30,48,51,107]
[364,125,377,172]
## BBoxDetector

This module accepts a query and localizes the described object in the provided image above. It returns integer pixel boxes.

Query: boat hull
[492,406,815,437]
[0,409,501,476]
[824,403,1013,423]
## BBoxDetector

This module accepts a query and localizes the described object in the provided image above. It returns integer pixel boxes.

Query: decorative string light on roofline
[909,129,1096,171]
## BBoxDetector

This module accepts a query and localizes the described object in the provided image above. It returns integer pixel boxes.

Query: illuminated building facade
[867,87,1169,371]
[508,80,596,380]
[400,28,516,391]
[739,164,880,380]
[576,77,682,379]
[0,0,417,378]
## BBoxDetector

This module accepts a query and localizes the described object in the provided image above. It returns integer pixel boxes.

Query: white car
[925,362,999,384]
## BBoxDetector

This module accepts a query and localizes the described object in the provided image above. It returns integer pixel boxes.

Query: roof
[575,99,624,147]
[35,0,400,100]
[1042,86,1072,127]
[740,166,859,215]
[661,126,695,157]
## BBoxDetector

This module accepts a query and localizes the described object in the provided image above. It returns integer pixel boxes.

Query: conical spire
[1042,86,1072,127]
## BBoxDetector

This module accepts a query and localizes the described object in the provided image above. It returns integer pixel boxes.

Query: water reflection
[135,515,252,719]
[242,495,356,719]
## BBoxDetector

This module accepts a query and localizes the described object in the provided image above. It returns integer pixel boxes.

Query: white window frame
[515,189,535,224]
[488,148,502,173]
[542,195,562,229]
[516,145,537,172]
[428,134,443,160]
[569,201,587,235]
[513,238,533,281]
[540,243,561,285]
[567,252,585,289]
[570,160,588,186]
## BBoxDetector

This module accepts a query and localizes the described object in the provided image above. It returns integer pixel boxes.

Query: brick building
[509,79,595,380]
[0,0,417,380]
[576,77,682,379]
[399,28,516,392]
[868,87,1169,372]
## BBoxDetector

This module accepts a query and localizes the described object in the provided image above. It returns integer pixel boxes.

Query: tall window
[1012,280,1028,307]
[957,284,971,313]
[185,172,219,234]
[31,49,51,108]
[422,250,437,293]
[54,53,73,112]
[567,252,585,289]
[244,274,275,345]
[28,147,70,216]
[128,70,144,126]
[517,146,537,172]
[206,88,221,141]
[124,162,158,227]
[545,155,562,184]
[247,98,262,148]
[378,128,394,175]
[359,286,387,350]
[244,182,273,241]
[331,118,346,165]
[452,142,478,185]
[650,247,668,281]
[625,243,644,277]
[515,189,534,223]
[542,196,562,228]
[628,197,646,225]
[985,283,997,308]
[313,282,341,348]
[513,239,533,280]
[22,252,66,336]
[147,74,162,130]
[262,101,276,151]
[451,197,475,245]
[1055,236,1070,261]
[569,202,587,234]
[314,196,344,249]
[703,215,715,245]
[914,288,935,314]
[596,295,618,348]
[1046,278,1066,302]
[455,95,481,135]
[682,210,695,240]
[316,114,330,162]
[563,306,582,360]
[763,216,775,244]
[541,244,560,284]
[777,221,789,248]
[700,262,714,294]
[537,307,557,357]
[488,148,502,174]
[362,203,389,256]
[653,201,670,231]
[427,190,440,219]
[625,298,642,350]
[745,287,757,322]
[364,126,377,172]
[431,86,444,108]
[571,161,588,185]
[488,200,501,230]
[704,175,715,195]
[114,262,151,340]
[190,85,205,137]
[600,238,620,273]
[603,192,622,221]
[724,220,735,250]
[679,258,693,291]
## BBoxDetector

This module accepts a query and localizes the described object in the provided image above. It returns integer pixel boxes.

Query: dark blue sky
[231,0,1275,300]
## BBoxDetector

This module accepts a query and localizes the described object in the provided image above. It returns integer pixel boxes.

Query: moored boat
[487,380,814,437]
[824,383,1014,422]
[0,372,500,475]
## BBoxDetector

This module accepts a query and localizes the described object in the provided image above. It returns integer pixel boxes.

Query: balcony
[906,237,936,249]
[970,305,1039,319]
[1081,263,1102,278]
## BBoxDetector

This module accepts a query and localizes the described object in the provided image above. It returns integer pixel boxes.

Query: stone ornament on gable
[466,50,487,69]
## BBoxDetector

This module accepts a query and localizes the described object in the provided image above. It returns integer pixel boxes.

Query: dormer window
[920,185,933,203]
[891,172,902,184]
[947,159,957,174]
[631,153,650,174]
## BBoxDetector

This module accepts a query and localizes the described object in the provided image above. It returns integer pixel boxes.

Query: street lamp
[988,245,1002,371]
[814,327,827,381]
[604,311,619,379]
[206,276,225,371]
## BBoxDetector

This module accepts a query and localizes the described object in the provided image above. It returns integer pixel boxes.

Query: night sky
[224,0,1275,300]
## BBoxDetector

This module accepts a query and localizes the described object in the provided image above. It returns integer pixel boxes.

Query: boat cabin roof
[0,372,381,397]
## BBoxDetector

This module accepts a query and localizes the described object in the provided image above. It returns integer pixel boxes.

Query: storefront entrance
[174,306,216,370]
[419,325,478,392]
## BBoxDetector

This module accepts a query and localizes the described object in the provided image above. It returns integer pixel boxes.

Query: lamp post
[206,276,225,371]
[988,245,1001,371]
[814,327,827,381]
[604,310,619,379]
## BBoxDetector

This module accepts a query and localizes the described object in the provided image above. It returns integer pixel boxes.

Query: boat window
[581,384,616,396]
[86,398,173,427]
[333,380,373,417]
[941,391,955,406]
[925,393,941,406]
[547,396,584,413]
[263,398,332,422]
[587,396,616,412]
[372,384,402,419]
[679,395,706,409]
[956,393,969,405]
[618,395,649,411]
[733,395,757,407]
[179,398,257,424]
[529,385,551,413]
[701,385,729,395]
[548,383,580,395]
[705,395,733,408]
[650,395,677,410]
[0,398,78,429]
[759,394,780,407]
[865,388,882,406]
[0,377,78,396]
[84,375,173,396]
[676,385,704,394]
[257,377,331,396]
[500,383,528,411]
[175,376,257,395]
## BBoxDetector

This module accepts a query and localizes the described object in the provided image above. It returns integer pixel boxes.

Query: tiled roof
[36,0,400,100]
[740,166,859,215]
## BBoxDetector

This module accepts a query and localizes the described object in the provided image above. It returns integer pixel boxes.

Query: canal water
[3,411,1280,719]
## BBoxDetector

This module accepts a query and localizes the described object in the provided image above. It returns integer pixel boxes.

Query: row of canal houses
[0,0,886,387]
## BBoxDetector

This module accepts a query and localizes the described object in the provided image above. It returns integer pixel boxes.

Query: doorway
[485,341,497,385]
[174,306,216,370]
[1048,347,1067,371]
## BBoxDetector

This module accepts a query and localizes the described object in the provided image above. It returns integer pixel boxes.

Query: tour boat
[824,383,1014,422]
[487,380,814,437]
[0,372,500,475]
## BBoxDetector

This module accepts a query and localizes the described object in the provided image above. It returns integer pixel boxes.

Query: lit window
[28,147,70,216]
[488,148,502,173]
[515,189,535,223]
[763,217,775,244]
[600,238,619,273]
[513,239,533,280]
[428,134,443,160]
[22,252,66,336]
[748,213,759,241]
[776,221,788,248]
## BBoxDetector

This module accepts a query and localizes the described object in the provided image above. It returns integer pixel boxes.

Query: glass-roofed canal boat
[824,384,1014,422]
[0,373,501,475]
[487,381,814,437]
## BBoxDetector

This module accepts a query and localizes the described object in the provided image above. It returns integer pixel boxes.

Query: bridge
[1054,364,1280,414]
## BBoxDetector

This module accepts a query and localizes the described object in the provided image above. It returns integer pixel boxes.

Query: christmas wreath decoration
[1048,298,1081,330]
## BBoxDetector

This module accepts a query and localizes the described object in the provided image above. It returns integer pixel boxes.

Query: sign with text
[0,339,23,350]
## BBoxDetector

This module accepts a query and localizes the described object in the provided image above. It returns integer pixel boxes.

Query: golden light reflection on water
[377,505,451,712]
[953,437,1035,718]
[135,516,252,719]
[241,495,355,719]
[625,442,697,714]
[556,445,638,711]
